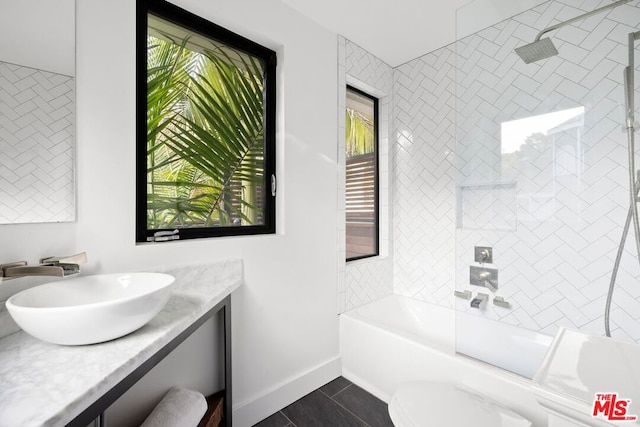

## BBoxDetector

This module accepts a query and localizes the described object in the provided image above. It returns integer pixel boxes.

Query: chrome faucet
[0,252,87,279]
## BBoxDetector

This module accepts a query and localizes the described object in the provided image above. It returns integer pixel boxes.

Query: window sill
[346,253,389,266]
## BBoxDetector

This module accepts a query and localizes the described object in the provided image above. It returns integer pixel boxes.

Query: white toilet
[389,382,533,427]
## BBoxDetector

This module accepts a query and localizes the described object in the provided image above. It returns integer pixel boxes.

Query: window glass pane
[346,87,378,260]
[142,9,273,240]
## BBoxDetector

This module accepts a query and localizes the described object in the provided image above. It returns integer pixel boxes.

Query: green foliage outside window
[346,108,375,157]
[146,28,266,230]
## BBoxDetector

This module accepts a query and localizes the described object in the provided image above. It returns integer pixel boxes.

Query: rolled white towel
[141,387,208,427]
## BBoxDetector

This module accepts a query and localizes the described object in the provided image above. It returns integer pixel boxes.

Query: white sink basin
[6,272,175,345]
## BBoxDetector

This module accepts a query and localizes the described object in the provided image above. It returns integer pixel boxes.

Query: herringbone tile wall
[0,62,74,223]
[340,0,640,342]
[453,0,640,342]
[339,37,394,312]
[393,46,457,309]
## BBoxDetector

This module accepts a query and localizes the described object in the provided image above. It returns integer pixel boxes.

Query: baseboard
[341,367,391,403]
[232,356,342,427]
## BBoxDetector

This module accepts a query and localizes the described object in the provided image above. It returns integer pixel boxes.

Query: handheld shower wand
[515,2,640,337]
[605,31,640,337]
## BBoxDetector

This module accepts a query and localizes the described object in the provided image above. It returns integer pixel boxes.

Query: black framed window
[137,0,276,242]
[346,86,379,261]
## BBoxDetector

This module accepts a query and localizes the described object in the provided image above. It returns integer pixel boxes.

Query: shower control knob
[474,246,493,264]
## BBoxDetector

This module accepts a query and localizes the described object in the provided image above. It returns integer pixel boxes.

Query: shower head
[514,37,559,64]
[514,0,632,64]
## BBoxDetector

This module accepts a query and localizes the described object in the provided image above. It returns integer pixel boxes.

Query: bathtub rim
[339,293,551,386]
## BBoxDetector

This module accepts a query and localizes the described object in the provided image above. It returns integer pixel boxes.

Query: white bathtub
[340,294,553,426]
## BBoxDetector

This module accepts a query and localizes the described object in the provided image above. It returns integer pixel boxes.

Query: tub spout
[470,293,488,309]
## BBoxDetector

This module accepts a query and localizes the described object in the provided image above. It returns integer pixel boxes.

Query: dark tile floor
[252,377,394,427]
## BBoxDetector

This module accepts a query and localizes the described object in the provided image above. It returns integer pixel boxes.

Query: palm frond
[346,108,375,157]
[146,34,266,229]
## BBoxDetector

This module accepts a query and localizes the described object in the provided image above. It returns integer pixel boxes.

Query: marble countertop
[0,260,242,427]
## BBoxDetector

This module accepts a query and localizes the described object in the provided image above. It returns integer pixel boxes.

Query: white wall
[0,0,340,425]
[456,0,547,41]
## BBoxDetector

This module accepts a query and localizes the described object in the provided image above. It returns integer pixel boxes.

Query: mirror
[0,0,75,224]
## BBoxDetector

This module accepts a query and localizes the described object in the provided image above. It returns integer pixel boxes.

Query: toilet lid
[389,382,533,427]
